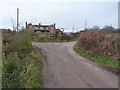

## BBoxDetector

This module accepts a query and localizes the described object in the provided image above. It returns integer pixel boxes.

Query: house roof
[33,24,51,27]
[27,23,55,28]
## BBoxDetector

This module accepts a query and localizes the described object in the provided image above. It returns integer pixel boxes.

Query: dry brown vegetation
[77,30,119,59]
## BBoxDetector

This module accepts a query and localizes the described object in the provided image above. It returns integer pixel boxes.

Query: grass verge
[23,49,42,88]
[74,44,119,69]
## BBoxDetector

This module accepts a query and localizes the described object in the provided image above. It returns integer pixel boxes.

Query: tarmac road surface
[32,41,118,88]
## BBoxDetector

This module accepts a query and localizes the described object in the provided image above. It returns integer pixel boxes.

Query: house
[25,22,63,34]
[56,29,63,34]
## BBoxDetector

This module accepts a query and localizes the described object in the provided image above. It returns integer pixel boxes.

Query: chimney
[39,23,41,26]
[54,23,55,26]
[25,22,27,27]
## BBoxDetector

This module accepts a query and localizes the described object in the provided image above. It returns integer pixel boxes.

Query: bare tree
[10,17,16,31]
[10,17,23,31]
[102,25,115,34]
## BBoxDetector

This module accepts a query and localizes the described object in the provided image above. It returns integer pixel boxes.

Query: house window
[40,27,44,29]
[46,27,49,30]
[29,25,32,29]
[34,27,38,30]
[50,26,54,29]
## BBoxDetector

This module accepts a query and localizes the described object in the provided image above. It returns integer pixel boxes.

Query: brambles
[77,30,118,58]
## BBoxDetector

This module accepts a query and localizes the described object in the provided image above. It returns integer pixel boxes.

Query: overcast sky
[0,0,118,32]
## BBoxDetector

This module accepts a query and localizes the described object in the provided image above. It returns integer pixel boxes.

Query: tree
[102,25,116,34]
[103,25,115,30]
[10,17,16,31]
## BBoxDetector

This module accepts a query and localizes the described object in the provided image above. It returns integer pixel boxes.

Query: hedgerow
[2,31,42,88]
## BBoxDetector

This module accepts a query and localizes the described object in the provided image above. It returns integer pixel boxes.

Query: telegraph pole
[73,26,74,33]
[118,2,120,61]
[17,8,19,31]
[85,21,87,30]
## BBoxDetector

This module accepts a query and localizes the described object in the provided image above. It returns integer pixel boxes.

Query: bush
[69,32,80,40]
[102,26,117,34]
[77,30,118,58]
[10,31,32,59]
[2,53,23,88]
[59,34,72,41]
[34,33,49,41]
[2,31,42,88]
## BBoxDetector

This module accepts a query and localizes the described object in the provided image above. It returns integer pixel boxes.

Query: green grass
[74,44,119,69]
[23,50,42,88]
[105,34,113,37]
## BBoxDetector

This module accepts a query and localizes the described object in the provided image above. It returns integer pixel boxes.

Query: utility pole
[73,26,74,33]
[118,1,120,61]
[17,8,19,32]
[85,21,87,30]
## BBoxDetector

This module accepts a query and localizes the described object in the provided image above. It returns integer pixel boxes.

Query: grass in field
[74,44,119,69]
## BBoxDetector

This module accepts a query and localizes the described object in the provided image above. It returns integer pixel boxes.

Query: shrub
[10,31,32,59]
[60,34,72,41]
[2,53,23,88]
[77,30,118,58]
[2,31,42,88]
[34,33,49,41]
